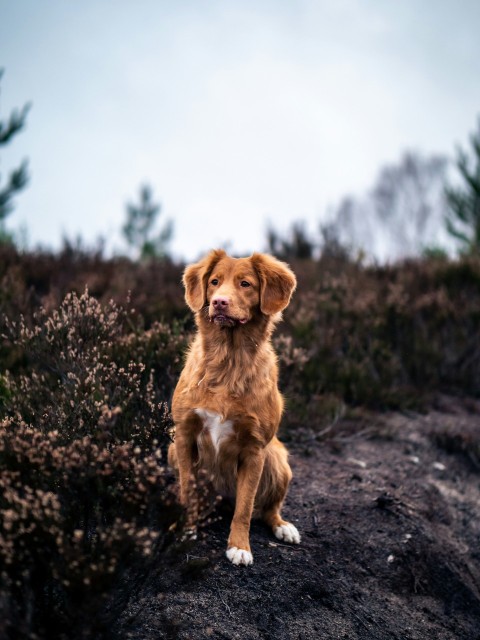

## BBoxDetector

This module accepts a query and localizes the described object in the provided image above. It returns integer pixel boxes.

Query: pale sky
[1,0,480,261]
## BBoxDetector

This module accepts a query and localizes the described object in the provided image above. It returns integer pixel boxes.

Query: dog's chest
[194,408,234,454]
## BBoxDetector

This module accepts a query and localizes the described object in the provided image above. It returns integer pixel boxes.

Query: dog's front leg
[173,412,203,536]
[227,447,265,566]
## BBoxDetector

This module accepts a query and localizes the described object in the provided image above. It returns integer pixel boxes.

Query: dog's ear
[183,249,227,312]
[251,253,297,315]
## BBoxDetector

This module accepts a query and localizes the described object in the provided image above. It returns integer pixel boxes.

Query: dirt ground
[117,397,480,640]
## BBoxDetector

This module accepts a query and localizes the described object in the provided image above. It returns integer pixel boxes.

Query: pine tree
[445,118,480,254]
[266,221,315,260]
[122,184,173,260]
[0,70,31,244]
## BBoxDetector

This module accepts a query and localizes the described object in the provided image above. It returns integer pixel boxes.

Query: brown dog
[168,249,300,566]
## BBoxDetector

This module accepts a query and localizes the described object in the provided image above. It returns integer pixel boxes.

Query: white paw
[226,546,253,566]
[274,523,301,544]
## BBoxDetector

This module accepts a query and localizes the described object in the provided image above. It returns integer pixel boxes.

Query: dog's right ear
[183,249,227,312]
[251,252,297,315]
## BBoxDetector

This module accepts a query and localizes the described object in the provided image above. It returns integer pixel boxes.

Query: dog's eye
[211,278,219,286]
[240,281,251,288]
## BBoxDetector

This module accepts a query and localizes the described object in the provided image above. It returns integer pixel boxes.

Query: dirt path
[118,401,480,639]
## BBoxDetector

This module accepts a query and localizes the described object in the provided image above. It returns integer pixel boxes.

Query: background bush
[276,254,480,431]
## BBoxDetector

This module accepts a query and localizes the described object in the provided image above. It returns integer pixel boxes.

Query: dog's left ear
[251,253,297,315]
[183,249,227,312]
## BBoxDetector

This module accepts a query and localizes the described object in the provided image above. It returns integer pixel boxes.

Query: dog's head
[183,250,296,327]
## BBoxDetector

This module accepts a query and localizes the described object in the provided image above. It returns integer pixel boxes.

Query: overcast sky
[1,0,480,261]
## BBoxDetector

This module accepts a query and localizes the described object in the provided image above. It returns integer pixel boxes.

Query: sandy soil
[117,397,480,640]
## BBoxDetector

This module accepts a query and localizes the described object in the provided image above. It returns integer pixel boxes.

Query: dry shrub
[277,255,480,432]
[0,290,192,639]
[0,243,186,330]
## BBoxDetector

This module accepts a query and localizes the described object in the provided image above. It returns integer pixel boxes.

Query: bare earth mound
[117,398,480,640]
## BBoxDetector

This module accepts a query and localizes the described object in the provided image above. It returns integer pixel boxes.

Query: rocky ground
[116,397,480,640]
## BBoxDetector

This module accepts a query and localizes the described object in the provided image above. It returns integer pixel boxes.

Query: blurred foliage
[266,149,449,264]
[326,151,449,260]
[266,221,316,260]
[0,70,31,244]
[274,254,480,435]
[123,184,174,260]
[445,117,480,254]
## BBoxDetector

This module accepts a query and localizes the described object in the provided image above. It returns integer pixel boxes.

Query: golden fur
[168,249,300,566]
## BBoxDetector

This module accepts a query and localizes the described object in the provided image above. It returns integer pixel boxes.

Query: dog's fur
[168,249,300,566]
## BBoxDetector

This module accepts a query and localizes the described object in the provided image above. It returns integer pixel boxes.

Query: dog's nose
[212,296,230,309]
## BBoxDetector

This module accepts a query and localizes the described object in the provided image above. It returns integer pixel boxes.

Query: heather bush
[278,255,480,432]
[0,290,192,639]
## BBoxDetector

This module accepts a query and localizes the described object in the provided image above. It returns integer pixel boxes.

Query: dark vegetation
[1,243,480,638]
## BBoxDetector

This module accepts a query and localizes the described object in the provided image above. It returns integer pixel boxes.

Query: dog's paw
[226,546,253,566]
[274,523,301,544]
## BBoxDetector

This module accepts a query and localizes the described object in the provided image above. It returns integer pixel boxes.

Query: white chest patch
[194,408,234,454]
